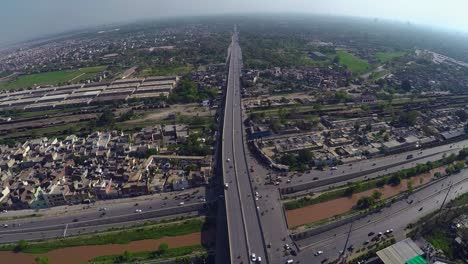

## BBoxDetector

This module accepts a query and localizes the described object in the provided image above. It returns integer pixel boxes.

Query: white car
[224,183,229,189]
[135,209,142,213]
[251,253,257,261]
[314,250,323,256]
[257,256,262,262]
[179,202,185,206]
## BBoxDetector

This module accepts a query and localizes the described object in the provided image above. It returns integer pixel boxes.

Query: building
[376,238,425,264]
[309,51,327,60]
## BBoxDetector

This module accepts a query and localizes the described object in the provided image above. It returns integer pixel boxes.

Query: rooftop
[376,238,424,264]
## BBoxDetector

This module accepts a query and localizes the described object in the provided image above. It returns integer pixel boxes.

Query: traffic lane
[0,187,207,228]
[295,170,468,261]
[0,212,201,243]
[282,146,461,188]
[0,196,203,231]
[231,45,267,262]
[223,38,250,264]
[256,188,294,263]
[0,202,207,235]
[283,148,459,197]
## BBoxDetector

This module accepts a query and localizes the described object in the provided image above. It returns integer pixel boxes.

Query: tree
[388,174,401,186]
[297,149,313,163]
[344,185,356,196]
[333,55,340,64]
[371,190,382,200]
[15,240,28,252]
[397,110,419,126]
[158,243,169,255]
[96,109,115,127]
[356,196,375,209]
[35,257,49,264]
[401,79,411,92]
[455,109,468,122]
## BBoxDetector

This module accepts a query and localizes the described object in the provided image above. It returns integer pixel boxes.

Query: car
[363,240,370,245]
[224,183,229,189]
[290,249,297,256]
[255,191,260,197]
[406,154,413,160]
[347,245,354,251]
[419,207,423,211]
[368,232,375,236]
[286,179,291,183]
[226,158,231,162]
[378,232,383,236]
[331,167,337,170]
[179,202,185,206]
[134,203,139,206]
[286,260,294,264]
[314,250,323,256]
[3,224,8,228]
[135,209,142,213]
[251,253,257,261]
[257,256,262,262]
[385,229,393,234]
[284,244,290,250]
[72,218,79,222]
[98,207,107,211]
[312,177,319,180]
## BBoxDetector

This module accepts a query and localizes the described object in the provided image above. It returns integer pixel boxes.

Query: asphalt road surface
[294,168,468,263]
[278,140,468,194]
[222,28,267,263]
[0,188,207,243]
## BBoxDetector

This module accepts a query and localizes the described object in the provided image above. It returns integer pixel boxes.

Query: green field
[0,66,107,91]
[335,51,371,74]
[375,51,407,63]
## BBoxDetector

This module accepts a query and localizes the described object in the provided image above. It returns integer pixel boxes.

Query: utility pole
[437,180,453,223]
[340,221,354,264]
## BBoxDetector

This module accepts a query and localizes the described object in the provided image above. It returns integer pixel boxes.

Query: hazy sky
[1,0,468,45]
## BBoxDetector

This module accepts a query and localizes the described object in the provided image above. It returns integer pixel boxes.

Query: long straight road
[223,28,267,263]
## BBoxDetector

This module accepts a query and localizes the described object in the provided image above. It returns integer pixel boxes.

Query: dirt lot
[0,229,214,264]
[286,168,444,228]
[127,104,213,124]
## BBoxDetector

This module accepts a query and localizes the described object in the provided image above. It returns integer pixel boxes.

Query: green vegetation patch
[375,51,407,63]
[0,66,106,91]
[426,229,454,259]
[284,149,468,210]
[335,50,371,74]
[88,245,207,264]
[0,218,205,254]
[138,66,193,77]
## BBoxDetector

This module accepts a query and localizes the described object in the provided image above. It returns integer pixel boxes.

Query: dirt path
[0,230,213,264]
[286,168,444,228]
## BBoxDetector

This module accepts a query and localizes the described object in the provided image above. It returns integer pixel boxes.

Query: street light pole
[437,180,453,223]
[340,221,354,264]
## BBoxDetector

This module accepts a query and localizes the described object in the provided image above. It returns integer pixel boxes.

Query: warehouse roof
[376,238,423,264]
